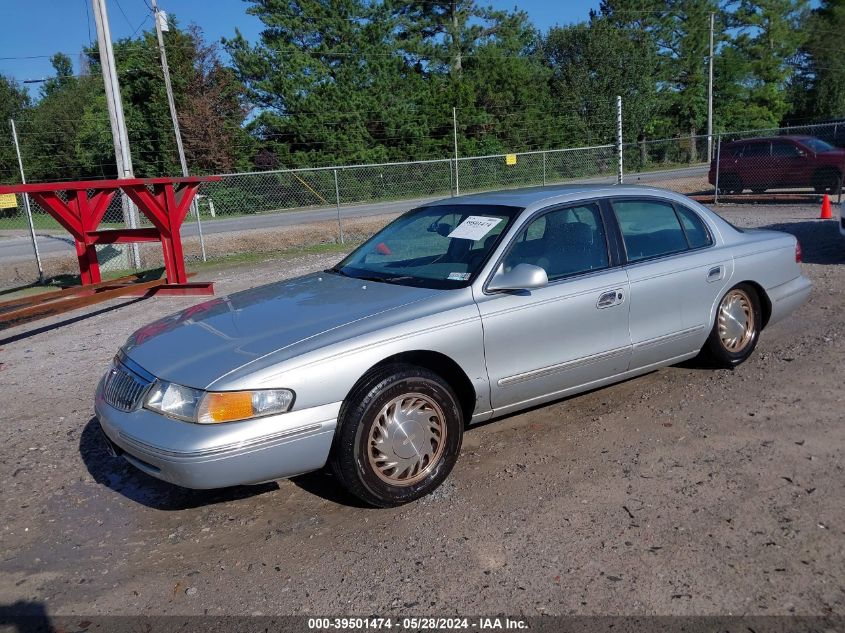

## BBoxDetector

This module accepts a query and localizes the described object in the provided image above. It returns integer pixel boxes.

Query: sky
[1,0,601,94]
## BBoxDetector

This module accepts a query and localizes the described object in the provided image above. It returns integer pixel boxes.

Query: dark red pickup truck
[708,135,845,194]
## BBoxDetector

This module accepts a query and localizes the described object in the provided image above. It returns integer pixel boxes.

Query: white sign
[447,216,502,241]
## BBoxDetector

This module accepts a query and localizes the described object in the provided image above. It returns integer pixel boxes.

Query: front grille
[103,363,153,412]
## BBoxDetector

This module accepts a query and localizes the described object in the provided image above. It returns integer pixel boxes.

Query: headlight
[144,381,294,424]
[145,381,204,422]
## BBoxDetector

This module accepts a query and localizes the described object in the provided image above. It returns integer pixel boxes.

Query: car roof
[726,135,816,145]
[425,183,673,209]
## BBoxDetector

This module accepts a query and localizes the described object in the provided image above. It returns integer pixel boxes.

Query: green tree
[227,0,416,167]
[18,54,114,182]
[600,0,720,158]
[727,0,809,127]
[788,0,845,122]
[81,19,249,176]
[543,14,660,148]
[0,76,31,183]
[40,53,75,98]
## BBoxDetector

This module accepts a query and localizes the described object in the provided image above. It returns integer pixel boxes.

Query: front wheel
[330,364,463,507]
[702,284,762,368]
[813,169,842,195]
[719,173,743,194]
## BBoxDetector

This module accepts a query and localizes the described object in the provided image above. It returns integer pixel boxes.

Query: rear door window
[742,142,770,158]
[612,199,689,262]
[772,141,802,157]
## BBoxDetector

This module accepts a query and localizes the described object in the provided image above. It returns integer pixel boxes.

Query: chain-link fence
[2,120,843,286]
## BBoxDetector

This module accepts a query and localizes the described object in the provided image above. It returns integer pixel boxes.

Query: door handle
[597,289,623,309]
[707,266,723,282]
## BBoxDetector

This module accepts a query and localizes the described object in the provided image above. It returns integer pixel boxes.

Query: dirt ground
[0,201,843,619]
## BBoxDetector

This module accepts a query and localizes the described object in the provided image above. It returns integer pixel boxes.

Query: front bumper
[94,380,340,489]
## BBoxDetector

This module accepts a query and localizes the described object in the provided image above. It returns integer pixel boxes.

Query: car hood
[122,272,441,388]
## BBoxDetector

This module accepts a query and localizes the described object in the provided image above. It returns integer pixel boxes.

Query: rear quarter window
[675,205,713,248]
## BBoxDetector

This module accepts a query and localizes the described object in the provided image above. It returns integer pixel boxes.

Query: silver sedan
[95,185,811,506]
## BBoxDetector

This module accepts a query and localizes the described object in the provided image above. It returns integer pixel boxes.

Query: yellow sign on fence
[505,154,517,166]
[0,193,17,209]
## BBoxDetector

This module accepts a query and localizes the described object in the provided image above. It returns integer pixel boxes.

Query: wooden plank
[0,278,167,330]
[0,271,197,315]
[0,273,151,313]
[142,282,214,296]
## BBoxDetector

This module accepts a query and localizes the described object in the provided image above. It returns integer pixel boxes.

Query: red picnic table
[0,176,220,294]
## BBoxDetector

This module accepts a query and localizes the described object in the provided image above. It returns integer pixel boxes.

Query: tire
[702,284,762,368]
[330,364,464,507]
[719,174,742,194]
[812,168,842,195]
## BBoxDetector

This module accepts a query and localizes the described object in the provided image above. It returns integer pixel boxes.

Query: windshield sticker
[447,272,471,281]
[447,216,503,241]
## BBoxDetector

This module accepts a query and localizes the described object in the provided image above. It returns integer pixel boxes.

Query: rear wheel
[330,364,463,507]
[812,168,842,195]
[719,174,743,194]
[702,284,761,368]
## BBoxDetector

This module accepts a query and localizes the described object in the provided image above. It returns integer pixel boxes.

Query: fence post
[542,151,547,186]
[453,107,460,196]
[714,134,722,204]
[10,119,44,284]
[448,159,454,196]
[616,96,623,184]
[334,168,345,244]
[194,195,207,262]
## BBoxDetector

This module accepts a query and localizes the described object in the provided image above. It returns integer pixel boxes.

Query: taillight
[795,240,803,263]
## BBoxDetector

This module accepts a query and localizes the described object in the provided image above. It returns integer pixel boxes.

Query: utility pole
[452,107,460,196]
[151,0,206,261]
[707,11,715,161]
[10,119,44,283]
[91,0,140,267]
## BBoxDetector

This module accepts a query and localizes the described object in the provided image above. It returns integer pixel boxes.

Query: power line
[83,0,92,43]
[112,0,137,32]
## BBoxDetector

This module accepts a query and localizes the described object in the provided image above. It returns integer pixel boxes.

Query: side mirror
[487,263,548,292]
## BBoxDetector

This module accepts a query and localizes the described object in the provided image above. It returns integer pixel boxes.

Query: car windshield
[802,138,835,153]
[330,204,522,289]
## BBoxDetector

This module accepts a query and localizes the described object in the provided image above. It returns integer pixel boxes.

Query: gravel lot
[0,201,843,619]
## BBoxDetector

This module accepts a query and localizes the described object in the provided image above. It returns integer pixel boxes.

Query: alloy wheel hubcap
[367,393,446,486]
[718,289,754,352]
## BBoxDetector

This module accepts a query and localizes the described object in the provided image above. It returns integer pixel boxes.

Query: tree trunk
[451,0,462,76]
[638,132,647,167]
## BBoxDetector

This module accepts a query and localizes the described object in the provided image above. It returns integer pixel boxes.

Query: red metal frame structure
[0,176,220,294]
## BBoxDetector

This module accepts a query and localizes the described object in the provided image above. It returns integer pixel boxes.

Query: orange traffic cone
[820,194,833,219]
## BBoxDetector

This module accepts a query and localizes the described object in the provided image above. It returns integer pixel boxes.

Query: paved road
[0,165,709,265]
